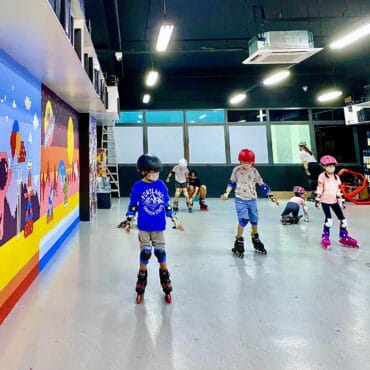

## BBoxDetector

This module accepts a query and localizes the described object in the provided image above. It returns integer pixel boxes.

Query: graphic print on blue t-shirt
[141,188,165,216]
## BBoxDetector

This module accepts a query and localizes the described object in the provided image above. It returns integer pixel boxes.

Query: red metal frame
[338,168,370,205]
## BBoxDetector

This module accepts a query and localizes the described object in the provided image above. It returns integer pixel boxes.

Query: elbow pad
[227,182,236,190]
[259,183,271,195]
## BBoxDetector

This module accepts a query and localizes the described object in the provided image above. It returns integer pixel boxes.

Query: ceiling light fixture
[329,22,370,49]
[263,70,290,86]
[156,0,174,52]
[142,94,151,104]
[229,93,247,105]
[145,71,159,87]
[317,90,343,102]
[156,23,174,52]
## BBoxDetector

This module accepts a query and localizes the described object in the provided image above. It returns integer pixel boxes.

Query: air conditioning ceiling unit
[242,30,322,64]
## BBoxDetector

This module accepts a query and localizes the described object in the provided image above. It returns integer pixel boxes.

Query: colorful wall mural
[0,50,80,324]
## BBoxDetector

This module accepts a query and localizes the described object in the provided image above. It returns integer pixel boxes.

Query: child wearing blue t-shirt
[121,154,183,304]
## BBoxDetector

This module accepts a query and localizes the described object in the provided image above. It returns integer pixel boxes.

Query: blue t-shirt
[127,179,171,232]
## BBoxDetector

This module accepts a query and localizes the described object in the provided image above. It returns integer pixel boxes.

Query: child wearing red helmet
[221,148,279,257]
[280,186,309,224]
[315,155,359,250]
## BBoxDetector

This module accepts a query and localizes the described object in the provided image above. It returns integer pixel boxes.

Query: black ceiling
[84,0,370,110]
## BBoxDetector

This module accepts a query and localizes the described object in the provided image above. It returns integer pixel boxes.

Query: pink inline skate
[321,230,331,250]
[339,230,359,248]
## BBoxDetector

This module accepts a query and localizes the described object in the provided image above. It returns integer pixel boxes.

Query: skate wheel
[165,294,172,304]
[136,294,143,304]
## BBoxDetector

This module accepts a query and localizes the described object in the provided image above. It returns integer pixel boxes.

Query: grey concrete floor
[0,197,370,370]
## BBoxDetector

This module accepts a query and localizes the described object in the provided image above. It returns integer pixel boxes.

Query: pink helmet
[320,155,337,166]
[238,148,255,164]
[293,186,305,195]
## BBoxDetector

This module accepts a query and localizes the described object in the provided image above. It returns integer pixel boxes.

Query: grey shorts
[138,230,165,248]
[175,181,188,189]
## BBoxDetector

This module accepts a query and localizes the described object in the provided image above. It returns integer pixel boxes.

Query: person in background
[315,155,358,250]
[120,153,184,304]
[187,170,208,211]
[280,186,309,224]
[298,142,322,201]
[166,158,192,212]
[220,148,279,257]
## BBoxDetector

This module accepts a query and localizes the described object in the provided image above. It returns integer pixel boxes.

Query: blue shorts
[235,197,258,226]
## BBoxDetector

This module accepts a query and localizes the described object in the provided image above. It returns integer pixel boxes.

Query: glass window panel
[269,109,309,121]
[229,126,268,163]
[227,109,266,122]
[312,108,345,121]
[146,110,184,123]
[188,126,226,163]
[185,109,225,123]
[271,125,311,163]
[115,111,144,124]
[147,127,183,163]
[114,126,143,163]
[315,124,356,162]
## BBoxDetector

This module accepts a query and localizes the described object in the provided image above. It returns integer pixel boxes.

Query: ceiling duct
[242,30,322,64]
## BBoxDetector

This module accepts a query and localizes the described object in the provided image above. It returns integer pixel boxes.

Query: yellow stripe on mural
[0,193,79,291]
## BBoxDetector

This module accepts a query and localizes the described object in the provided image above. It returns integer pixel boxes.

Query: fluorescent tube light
[229,93,247,105]
[263,70,290,86]
[330,23,370,49]
[145,71,159,87]
[156,23,174,52]
[199,114,207,119]
[317,90,343,102]
[142,94,151,104]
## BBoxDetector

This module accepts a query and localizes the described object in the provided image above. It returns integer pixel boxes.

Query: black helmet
[136,154,163,173]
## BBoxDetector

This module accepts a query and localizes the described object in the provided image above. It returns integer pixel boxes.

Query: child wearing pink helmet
[315,155,359,250]
[281,186,309,224]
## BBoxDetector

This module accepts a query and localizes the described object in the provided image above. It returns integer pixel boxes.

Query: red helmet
[238,148,255,164]
[320,155,337,166]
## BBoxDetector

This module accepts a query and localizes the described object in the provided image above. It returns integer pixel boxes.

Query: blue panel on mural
[0,49,41,245]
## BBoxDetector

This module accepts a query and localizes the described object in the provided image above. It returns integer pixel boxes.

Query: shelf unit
[0,0,107,114]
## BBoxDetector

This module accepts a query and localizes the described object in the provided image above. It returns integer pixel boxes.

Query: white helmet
[178,158,187,167]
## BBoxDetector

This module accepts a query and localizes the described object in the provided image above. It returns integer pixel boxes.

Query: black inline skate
[251,233,267,254]
[135,269,148,304]
[199,199,208,211]
[173,201,179,211]
[159,269,172,303]
[232,236,245,258]
[186,201,193,213]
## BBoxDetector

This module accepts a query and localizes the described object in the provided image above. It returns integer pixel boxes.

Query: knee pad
[324,218,333,228]
[175,191,181,197]
[239,218,249,227]
[154,247,166,263]
[183,190,189,197]
[140,246,152,265]
[340,218,348,228]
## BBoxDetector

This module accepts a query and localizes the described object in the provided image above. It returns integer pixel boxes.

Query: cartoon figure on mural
[58,160,68,207]
[0,152,12,240]
[10,120,26,163]
[23,160,35,238]
[47,183,54,222]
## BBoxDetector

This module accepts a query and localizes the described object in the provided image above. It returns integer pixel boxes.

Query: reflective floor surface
[0,198,370,370]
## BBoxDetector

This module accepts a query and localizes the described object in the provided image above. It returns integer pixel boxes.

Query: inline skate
[339,229,359,248]
[159,269,172,303]
[199,199,208,211]
[321,230,331,250]
[135,269,148,304]
[232,236,245,258]
[251,233,267,254]
[173,201,179,212]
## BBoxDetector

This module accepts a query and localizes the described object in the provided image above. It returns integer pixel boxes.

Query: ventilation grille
[243,31,322,64]
[243,48,322,64]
